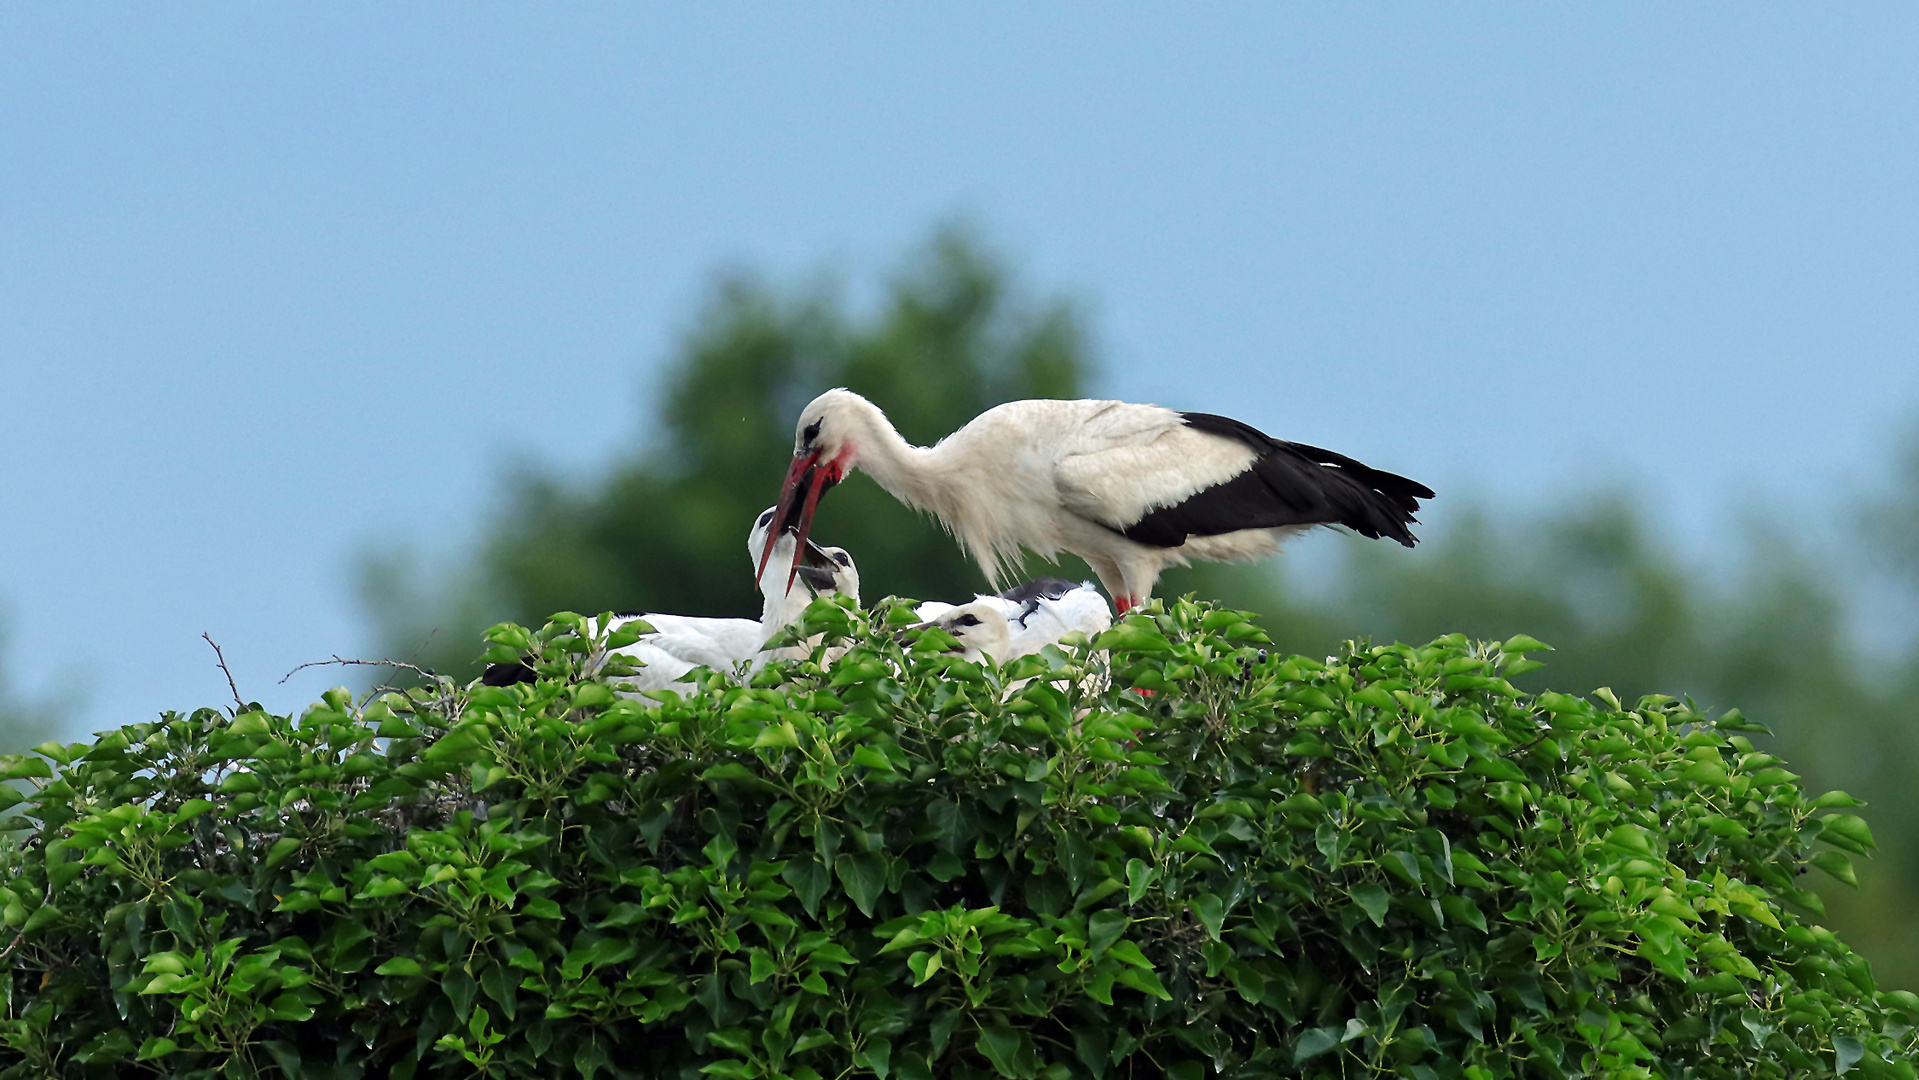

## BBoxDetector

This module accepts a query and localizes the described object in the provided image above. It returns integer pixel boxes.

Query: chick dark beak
[794,538,840,592]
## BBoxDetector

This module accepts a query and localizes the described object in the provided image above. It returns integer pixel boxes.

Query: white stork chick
[482,507,859,690]
[909,601,1013,666]
[760,389,1432,613]
[914,577,1111,660]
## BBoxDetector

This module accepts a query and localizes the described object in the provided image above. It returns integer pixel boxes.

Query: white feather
[585,509,860,691]
[791,390,1335,605]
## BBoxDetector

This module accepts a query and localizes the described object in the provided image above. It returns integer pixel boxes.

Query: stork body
[765,389,1432,612]
[908,588,1111,698]
[914,577,1112,659]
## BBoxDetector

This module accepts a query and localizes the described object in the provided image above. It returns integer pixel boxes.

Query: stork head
[759,389,868,589]
[749,506,861,628]
[905,601,1012,666]
[801,545,861,606]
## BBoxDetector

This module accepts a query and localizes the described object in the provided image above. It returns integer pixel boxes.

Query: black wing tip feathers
[997,577,1083,605]
[1119,412,1433,549]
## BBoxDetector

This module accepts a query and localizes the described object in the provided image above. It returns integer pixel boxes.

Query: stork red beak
[757,450,842,591]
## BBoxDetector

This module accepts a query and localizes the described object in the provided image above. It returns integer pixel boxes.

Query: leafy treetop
[0,599,1913,1079]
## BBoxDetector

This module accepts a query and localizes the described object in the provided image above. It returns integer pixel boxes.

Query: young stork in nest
[483,506,858,691]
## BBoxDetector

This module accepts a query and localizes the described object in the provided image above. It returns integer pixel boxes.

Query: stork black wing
[1120,413,1434,549]
[997,577,1083,605]
[998,576,1085,628]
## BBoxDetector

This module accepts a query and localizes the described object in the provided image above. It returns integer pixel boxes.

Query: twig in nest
[280,656,440,685]
[202,632,246,714]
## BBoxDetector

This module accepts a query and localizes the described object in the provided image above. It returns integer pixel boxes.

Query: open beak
[757,450,841,592]
[794,539,839,592]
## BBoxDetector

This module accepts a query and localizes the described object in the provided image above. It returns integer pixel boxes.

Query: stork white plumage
[909,601,1013,666]
[483,506,859,690]
[914,577,1112,660]
[759,388,1433,613]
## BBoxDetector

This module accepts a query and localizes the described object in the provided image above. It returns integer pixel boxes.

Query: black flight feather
[997,577,1083,605]
[1120,412,1434,549]
[997,576,1085,628]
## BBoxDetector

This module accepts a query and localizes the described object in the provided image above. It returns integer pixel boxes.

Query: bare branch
[202,632,246,714]
[280,655,440,685]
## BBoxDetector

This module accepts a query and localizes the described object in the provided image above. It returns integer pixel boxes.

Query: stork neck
[758,542,803,630]
[841,397,944,512]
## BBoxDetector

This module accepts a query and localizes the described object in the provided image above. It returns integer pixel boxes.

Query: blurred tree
[0,622,62,755]
[361,225,1086,679]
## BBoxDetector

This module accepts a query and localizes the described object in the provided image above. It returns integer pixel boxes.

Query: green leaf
[1834,1035,1864,1075]
[376,957,424,977]
[835,852,887,917]
[1294,1027,1343,1064]
[976,1024,1033,1080]
[174,798,215,823]
[1095,625,1174,654]
[905,950,942,985]
[1086,909,1129,959]
[1190,894,1224,940]
[754,723,800,749]
[265,836,302,868]
[136,1037,179,1061]
[21,903,61,935]
[1351,884,1390,928]
[1819,814,1876,854]
[782,856,832,918]
[851,744,895,771]
[1,755,52,781]
[357,876,411,899]
[1125,858,1154,904]
[1114,964,1172,1000]
[1104,940,1154,970]
[1810,850,1858,888]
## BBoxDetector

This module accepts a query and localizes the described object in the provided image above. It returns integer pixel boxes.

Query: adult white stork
[483,507,859,689]
[759,388,1433,613]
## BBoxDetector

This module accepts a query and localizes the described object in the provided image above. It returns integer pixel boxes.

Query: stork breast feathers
[1053,404,1261,529]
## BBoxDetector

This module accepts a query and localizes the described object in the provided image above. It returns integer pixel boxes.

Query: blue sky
[4,6,1917,735]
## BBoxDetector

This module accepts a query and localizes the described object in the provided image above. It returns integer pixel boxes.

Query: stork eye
[802,419,823,445]
[832,551,852,566]
[954,614,981,627]
[757,510,775,527]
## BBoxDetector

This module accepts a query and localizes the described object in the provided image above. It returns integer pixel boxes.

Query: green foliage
[4,601,1914,1078]
[352,220,1919,994]
[1214,494,1919,990]
[363,224,1088,682]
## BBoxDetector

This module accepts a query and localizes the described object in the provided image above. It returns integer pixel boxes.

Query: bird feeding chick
[761,388,1432,614]
[482,506,859,691]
